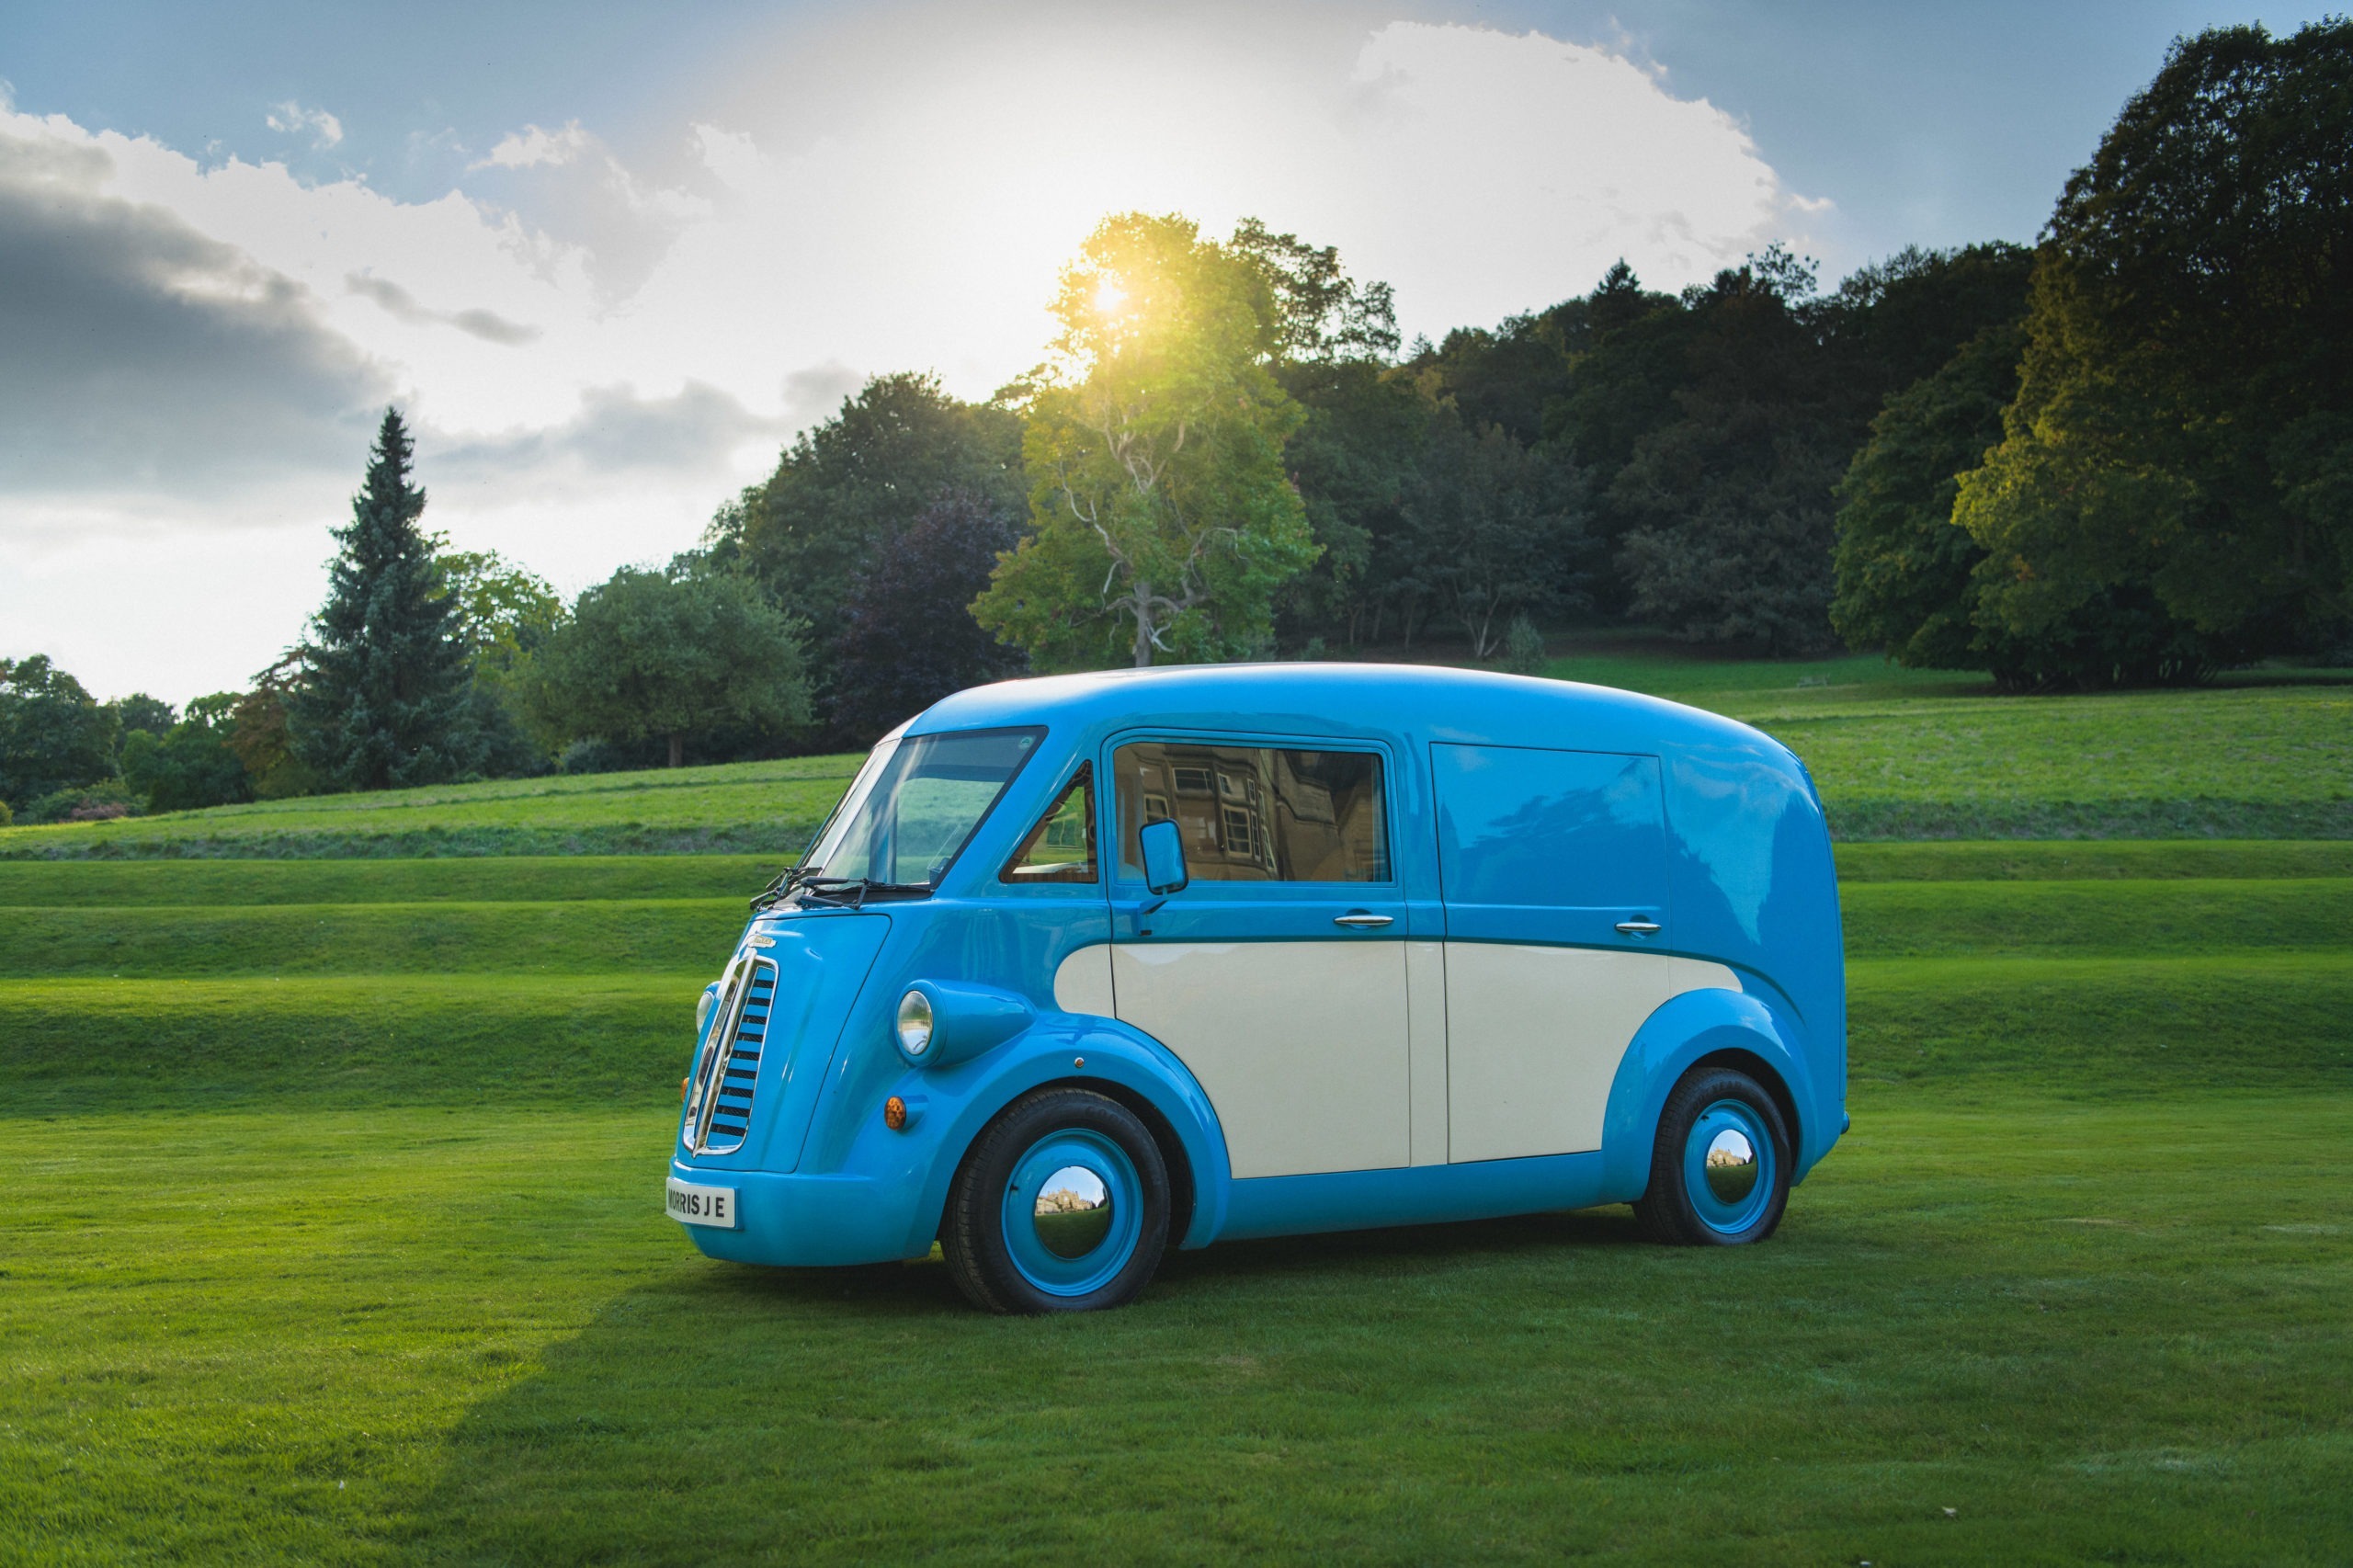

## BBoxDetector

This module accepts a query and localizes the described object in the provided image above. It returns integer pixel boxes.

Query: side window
[1001,767,1097,883]
[1114,742,1388,882]
[1432,744,1665,909]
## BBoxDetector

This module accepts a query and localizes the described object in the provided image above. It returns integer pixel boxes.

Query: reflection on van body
[667,664,1846,1312]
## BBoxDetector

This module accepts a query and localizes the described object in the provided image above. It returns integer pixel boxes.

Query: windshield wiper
[749,864,811,913]
[795,876,932,908]
[750,869,929,912]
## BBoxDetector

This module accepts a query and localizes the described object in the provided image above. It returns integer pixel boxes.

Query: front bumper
[667,1158,928,1267]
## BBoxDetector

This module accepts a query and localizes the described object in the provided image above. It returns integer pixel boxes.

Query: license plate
[666,1176,739,1229]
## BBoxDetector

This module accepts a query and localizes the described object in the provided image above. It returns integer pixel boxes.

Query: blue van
[667,664,1846,1312]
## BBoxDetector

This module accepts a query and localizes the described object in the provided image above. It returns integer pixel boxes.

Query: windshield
[799,727,1043,888]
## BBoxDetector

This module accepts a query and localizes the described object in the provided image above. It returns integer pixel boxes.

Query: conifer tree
[295,409,478,790]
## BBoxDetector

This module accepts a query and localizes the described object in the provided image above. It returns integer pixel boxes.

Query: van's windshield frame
[791,726,1046,898]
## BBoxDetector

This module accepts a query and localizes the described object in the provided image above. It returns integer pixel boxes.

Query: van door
[1433,744,1721,1164]
[1107,739,1409,1179]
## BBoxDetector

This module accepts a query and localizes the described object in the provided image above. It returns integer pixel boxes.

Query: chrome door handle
[1614,919,1662,936]
[1333,913,1394,928]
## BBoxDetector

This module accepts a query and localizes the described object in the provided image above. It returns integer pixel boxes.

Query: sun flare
[1092,277,1129,316]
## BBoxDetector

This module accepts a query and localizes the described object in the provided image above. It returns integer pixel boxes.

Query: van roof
[908,662,1790,766]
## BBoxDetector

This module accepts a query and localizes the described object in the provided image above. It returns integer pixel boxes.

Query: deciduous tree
[0,654,118,812]
[1953,20,2353,683]
[121,694,252,812]
[974,213,1319,668]
[525,562,811,768]
[829,492,1028,744]
[1399,419,1590,658]
[1831,324,2027,672]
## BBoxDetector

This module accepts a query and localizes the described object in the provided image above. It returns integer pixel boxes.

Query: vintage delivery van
[667,664,1847,1312]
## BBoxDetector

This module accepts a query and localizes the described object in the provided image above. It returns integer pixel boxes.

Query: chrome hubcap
[1702,1128,1758,1204]
[1031,1165,1114,1258]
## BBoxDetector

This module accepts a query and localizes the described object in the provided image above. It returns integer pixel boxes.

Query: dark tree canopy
[525,562,812,768]
[1953,19,2353,682]
[1608,252,1852,653]
[1274,358,1440,646]
[0,654,119,812]
[829,491,1029,744]
[1831,324,2028,672]
[120,693,252,813]
[229,652,318,800]
[1827,242,2035,398]
[108,693,178,744]
[294,409,482,790]
[1398,418,1591,658]
[717,372,1024,634]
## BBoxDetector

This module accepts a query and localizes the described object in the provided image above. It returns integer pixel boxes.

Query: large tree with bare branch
[973,213,1318,668]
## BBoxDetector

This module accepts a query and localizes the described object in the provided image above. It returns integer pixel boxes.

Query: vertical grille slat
[686,958,778,1155]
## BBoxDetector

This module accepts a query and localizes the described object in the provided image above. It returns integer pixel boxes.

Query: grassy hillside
[3,846,2347,1562]
[3,653,2346,858]
[0,756,858,859]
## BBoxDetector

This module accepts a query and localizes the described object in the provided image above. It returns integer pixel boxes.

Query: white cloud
[473,120,593,170]
[0,10,1827,701]
[265,99,343,149]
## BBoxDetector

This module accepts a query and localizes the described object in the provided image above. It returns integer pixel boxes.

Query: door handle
[1333,913,1394,929]
[1614,919,1662,936]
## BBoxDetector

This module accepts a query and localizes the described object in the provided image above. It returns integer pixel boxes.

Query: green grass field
[3,650,2346,859]
[0,757,858,859]
[3,665,2348,1562]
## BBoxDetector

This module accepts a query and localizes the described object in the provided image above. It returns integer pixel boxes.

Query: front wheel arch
[936,1074,1197,1257]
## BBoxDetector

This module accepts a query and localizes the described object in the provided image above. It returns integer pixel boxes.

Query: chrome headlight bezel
[895,988,935,1059]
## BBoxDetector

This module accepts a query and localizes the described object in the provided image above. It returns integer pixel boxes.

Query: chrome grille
[686,954,777,1155]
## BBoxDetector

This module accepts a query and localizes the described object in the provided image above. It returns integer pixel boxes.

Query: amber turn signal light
[884,1095,909,1131]
[680,1075,689,1104]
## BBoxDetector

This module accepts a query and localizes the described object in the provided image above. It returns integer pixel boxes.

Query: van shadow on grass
[392,1208,1650,1564]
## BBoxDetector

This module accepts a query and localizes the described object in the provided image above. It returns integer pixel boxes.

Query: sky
[0,0,2335,704]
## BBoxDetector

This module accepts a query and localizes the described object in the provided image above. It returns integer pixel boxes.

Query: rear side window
[1433,744,1665,909]
[1114,742,1389,882]
[1002,767,1097,883]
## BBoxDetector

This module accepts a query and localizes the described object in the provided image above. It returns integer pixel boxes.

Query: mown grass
[3,658,2347,859]
[0,976,693,1113]
[1835,839,2353,881]
[3,844,2350,1562]
[0,855,775,905]
[0,900,745,978]
[1749,686,2353,840]
[5,1096,2347,1564]
[0,758,856,860]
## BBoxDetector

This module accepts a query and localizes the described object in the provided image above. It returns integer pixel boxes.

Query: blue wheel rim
[1684,1097,1776,1235]
[1001,1129,1143,1297]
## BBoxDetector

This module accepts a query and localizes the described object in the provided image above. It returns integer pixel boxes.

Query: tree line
[4,19,2343,823]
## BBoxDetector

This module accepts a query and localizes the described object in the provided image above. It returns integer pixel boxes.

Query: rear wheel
[941,1087,1170,1313]
[1632,1066,1791,1246]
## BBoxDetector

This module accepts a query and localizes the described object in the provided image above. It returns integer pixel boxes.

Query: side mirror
[1139,818,1189,896]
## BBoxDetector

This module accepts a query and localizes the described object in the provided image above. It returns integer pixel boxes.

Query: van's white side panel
[1444,945,1738,1163]
[1110,940,1410,1178]
[1052,943,1116,1017]
[1405,939,1449,1166]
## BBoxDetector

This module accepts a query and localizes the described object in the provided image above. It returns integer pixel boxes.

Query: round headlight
[696,987,718,1034]
[896,989,935,1057]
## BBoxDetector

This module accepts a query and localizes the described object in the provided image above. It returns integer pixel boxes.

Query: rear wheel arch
[1687,1046,1800,1158]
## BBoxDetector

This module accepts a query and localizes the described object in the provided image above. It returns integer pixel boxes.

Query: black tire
[1631,1065,1792,1246]
[940,1087,1171,1314]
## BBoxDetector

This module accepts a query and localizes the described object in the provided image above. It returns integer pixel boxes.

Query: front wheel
[941,1087,1171,1313]
[1632,1066,1791,1245]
